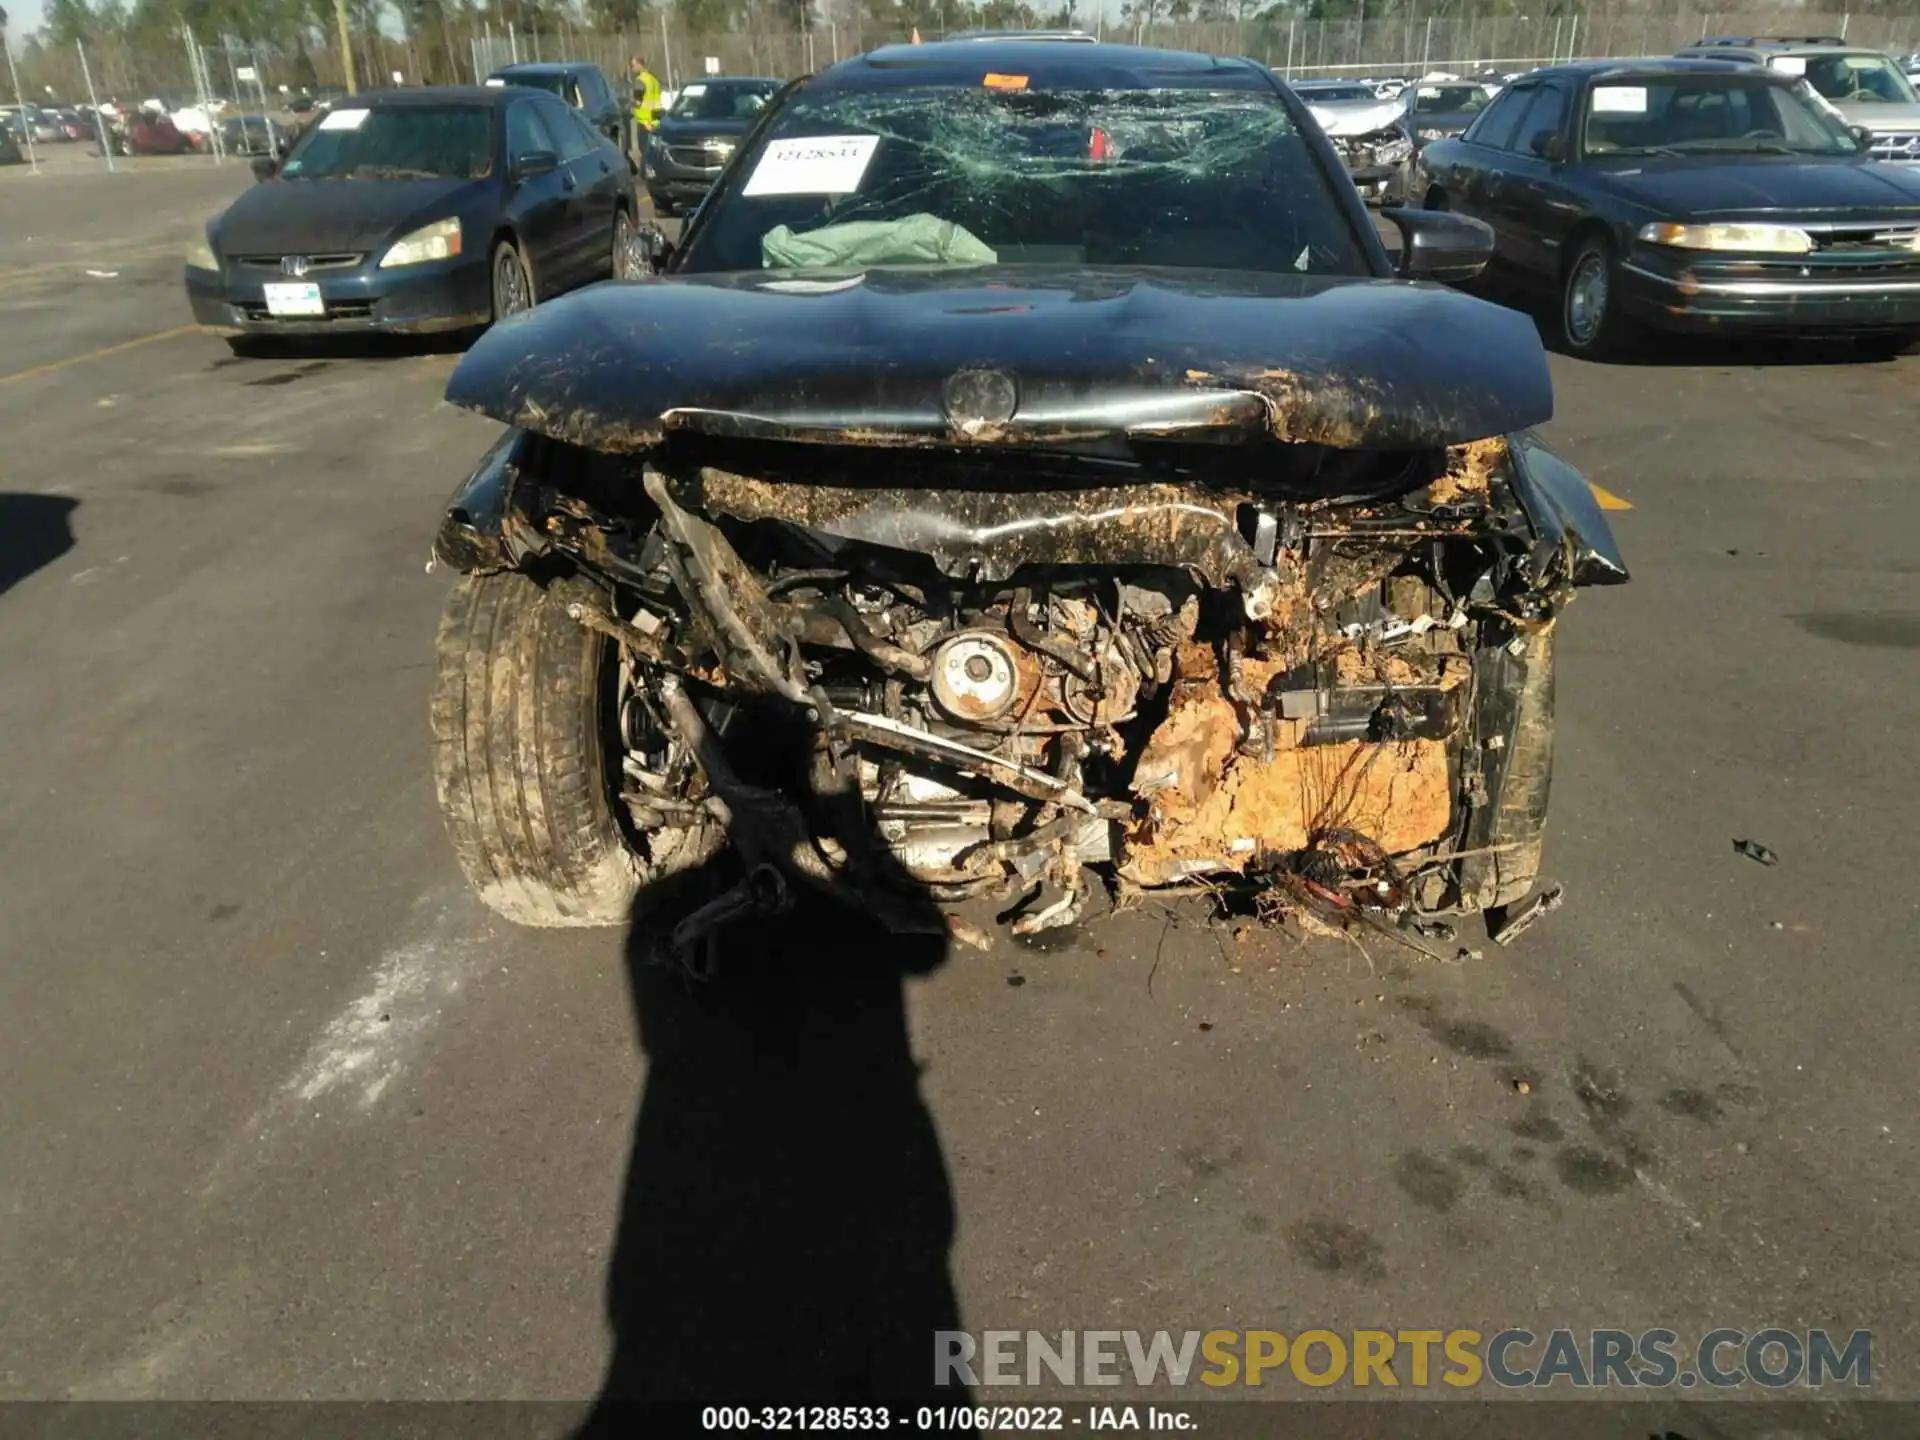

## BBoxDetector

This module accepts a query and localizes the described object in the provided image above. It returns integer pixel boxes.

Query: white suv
[1677,36,1920,161]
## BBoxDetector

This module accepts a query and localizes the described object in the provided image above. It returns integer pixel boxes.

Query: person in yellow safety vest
[631,55,662,134]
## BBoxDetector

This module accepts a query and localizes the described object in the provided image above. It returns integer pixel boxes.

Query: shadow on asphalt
[0,492,77,596]
[581,768,970,1423]
[219,330,478,364]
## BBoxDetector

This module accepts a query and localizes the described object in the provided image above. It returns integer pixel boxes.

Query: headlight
[1637,221,1813,255]
[1417,127,1449,141]
[379,217,462,268]
[184,229,218,271]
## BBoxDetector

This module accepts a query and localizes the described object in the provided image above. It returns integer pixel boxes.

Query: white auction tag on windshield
[680,83,708,98]
[1591,86,1648,114]
[318,107,370,130]
[743,134,879,196]
[1417,86,1442,97]
[1770,55,1808,76]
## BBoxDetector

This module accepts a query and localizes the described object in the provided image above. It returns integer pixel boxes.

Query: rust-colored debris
[1333,645,1423,688]
[1122,638,1454,886]
[1429,435,1507,506]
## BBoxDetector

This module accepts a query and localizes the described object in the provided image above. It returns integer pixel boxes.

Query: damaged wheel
[430,570,640,927]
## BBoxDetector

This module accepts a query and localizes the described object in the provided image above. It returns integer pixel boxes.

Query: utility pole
[335,0,357,93]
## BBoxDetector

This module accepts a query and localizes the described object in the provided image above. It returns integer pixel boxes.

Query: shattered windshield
[675,84,1371,277]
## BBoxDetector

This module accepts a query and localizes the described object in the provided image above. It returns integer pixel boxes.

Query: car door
[1440,86,1535,267]
[579,68,621,147]
[503,97,572,294]
[1493,81,1577,277]
[535,95,615,284]
[1429,85,1526,221]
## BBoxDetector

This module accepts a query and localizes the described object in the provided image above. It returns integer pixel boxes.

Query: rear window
[496,71,569,100]
[671,81,779,121]
[1412,84,1490,113]
[1298,84,1378,103]
[677,83,1372,278]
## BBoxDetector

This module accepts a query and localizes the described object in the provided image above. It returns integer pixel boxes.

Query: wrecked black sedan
[428,40,1627,954]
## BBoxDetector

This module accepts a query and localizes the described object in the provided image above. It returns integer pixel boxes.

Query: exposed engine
[458,426,1604,954]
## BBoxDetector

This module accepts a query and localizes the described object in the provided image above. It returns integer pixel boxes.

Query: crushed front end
[436,411,1624,951]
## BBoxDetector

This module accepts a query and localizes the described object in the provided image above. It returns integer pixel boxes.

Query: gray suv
[1676,36,1920,161]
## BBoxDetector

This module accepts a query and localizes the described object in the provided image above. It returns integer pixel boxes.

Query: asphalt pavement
[2,162,1918,1417]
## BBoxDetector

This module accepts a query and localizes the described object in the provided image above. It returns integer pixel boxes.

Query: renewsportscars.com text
[935,1328,1872,1390]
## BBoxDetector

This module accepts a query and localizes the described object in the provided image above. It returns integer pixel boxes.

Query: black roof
[344,85,523,107]
[489,61,604,77]
[814,40,1268,91]
[1517,57,1797,83]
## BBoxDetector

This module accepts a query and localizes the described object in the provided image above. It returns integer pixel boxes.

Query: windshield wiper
[1599,144,1686,158]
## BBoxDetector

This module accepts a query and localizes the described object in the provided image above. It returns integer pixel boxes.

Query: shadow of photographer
[581,721,972,1423]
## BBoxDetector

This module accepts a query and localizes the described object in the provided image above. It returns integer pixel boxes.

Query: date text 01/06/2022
[699,1403,1195,1431]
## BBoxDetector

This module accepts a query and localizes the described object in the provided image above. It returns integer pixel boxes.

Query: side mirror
[1849,122,1875,151]
[250,154,278,182]
[1529,129,1565,162]
[1381,206,1496,283]
[513,148,559,181]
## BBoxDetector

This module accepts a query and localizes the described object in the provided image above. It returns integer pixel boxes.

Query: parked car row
[184,83,647,351]
[1410,57,1920,356]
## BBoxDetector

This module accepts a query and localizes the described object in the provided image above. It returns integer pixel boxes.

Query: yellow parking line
[1588,482,1634,511]
[0,324,202,386]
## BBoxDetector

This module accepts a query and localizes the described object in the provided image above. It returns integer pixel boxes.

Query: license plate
[262,281,324,317]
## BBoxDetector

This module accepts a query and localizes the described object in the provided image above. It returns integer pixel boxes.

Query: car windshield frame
[668,80,780,121]
[278,103,497,181]
[673,79,1378,280]
[1788,51,1920,104]
[1579,75,1862,157]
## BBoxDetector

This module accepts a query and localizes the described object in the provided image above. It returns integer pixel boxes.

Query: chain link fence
[9,5,1920,178]
[464,8,1920,92]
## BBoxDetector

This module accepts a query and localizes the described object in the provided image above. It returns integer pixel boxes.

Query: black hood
[1589,156,1920,219]
[446,266,1553,452]
[214,176,486,256]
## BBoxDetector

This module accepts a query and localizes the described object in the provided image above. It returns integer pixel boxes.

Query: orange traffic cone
[911,27,922,43]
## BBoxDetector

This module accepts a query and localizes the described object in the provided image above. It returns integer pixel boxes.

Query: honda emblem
[281,255,312,277]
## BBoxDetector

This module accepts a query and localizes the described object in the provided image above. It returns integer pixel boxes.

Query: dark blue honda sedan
[185,85,647,354]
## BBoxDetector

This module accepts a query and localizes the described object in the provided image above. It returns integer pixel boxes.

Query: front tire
[431,571,640,927]
[490,239,535,323]
[1561,235,1636,358]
